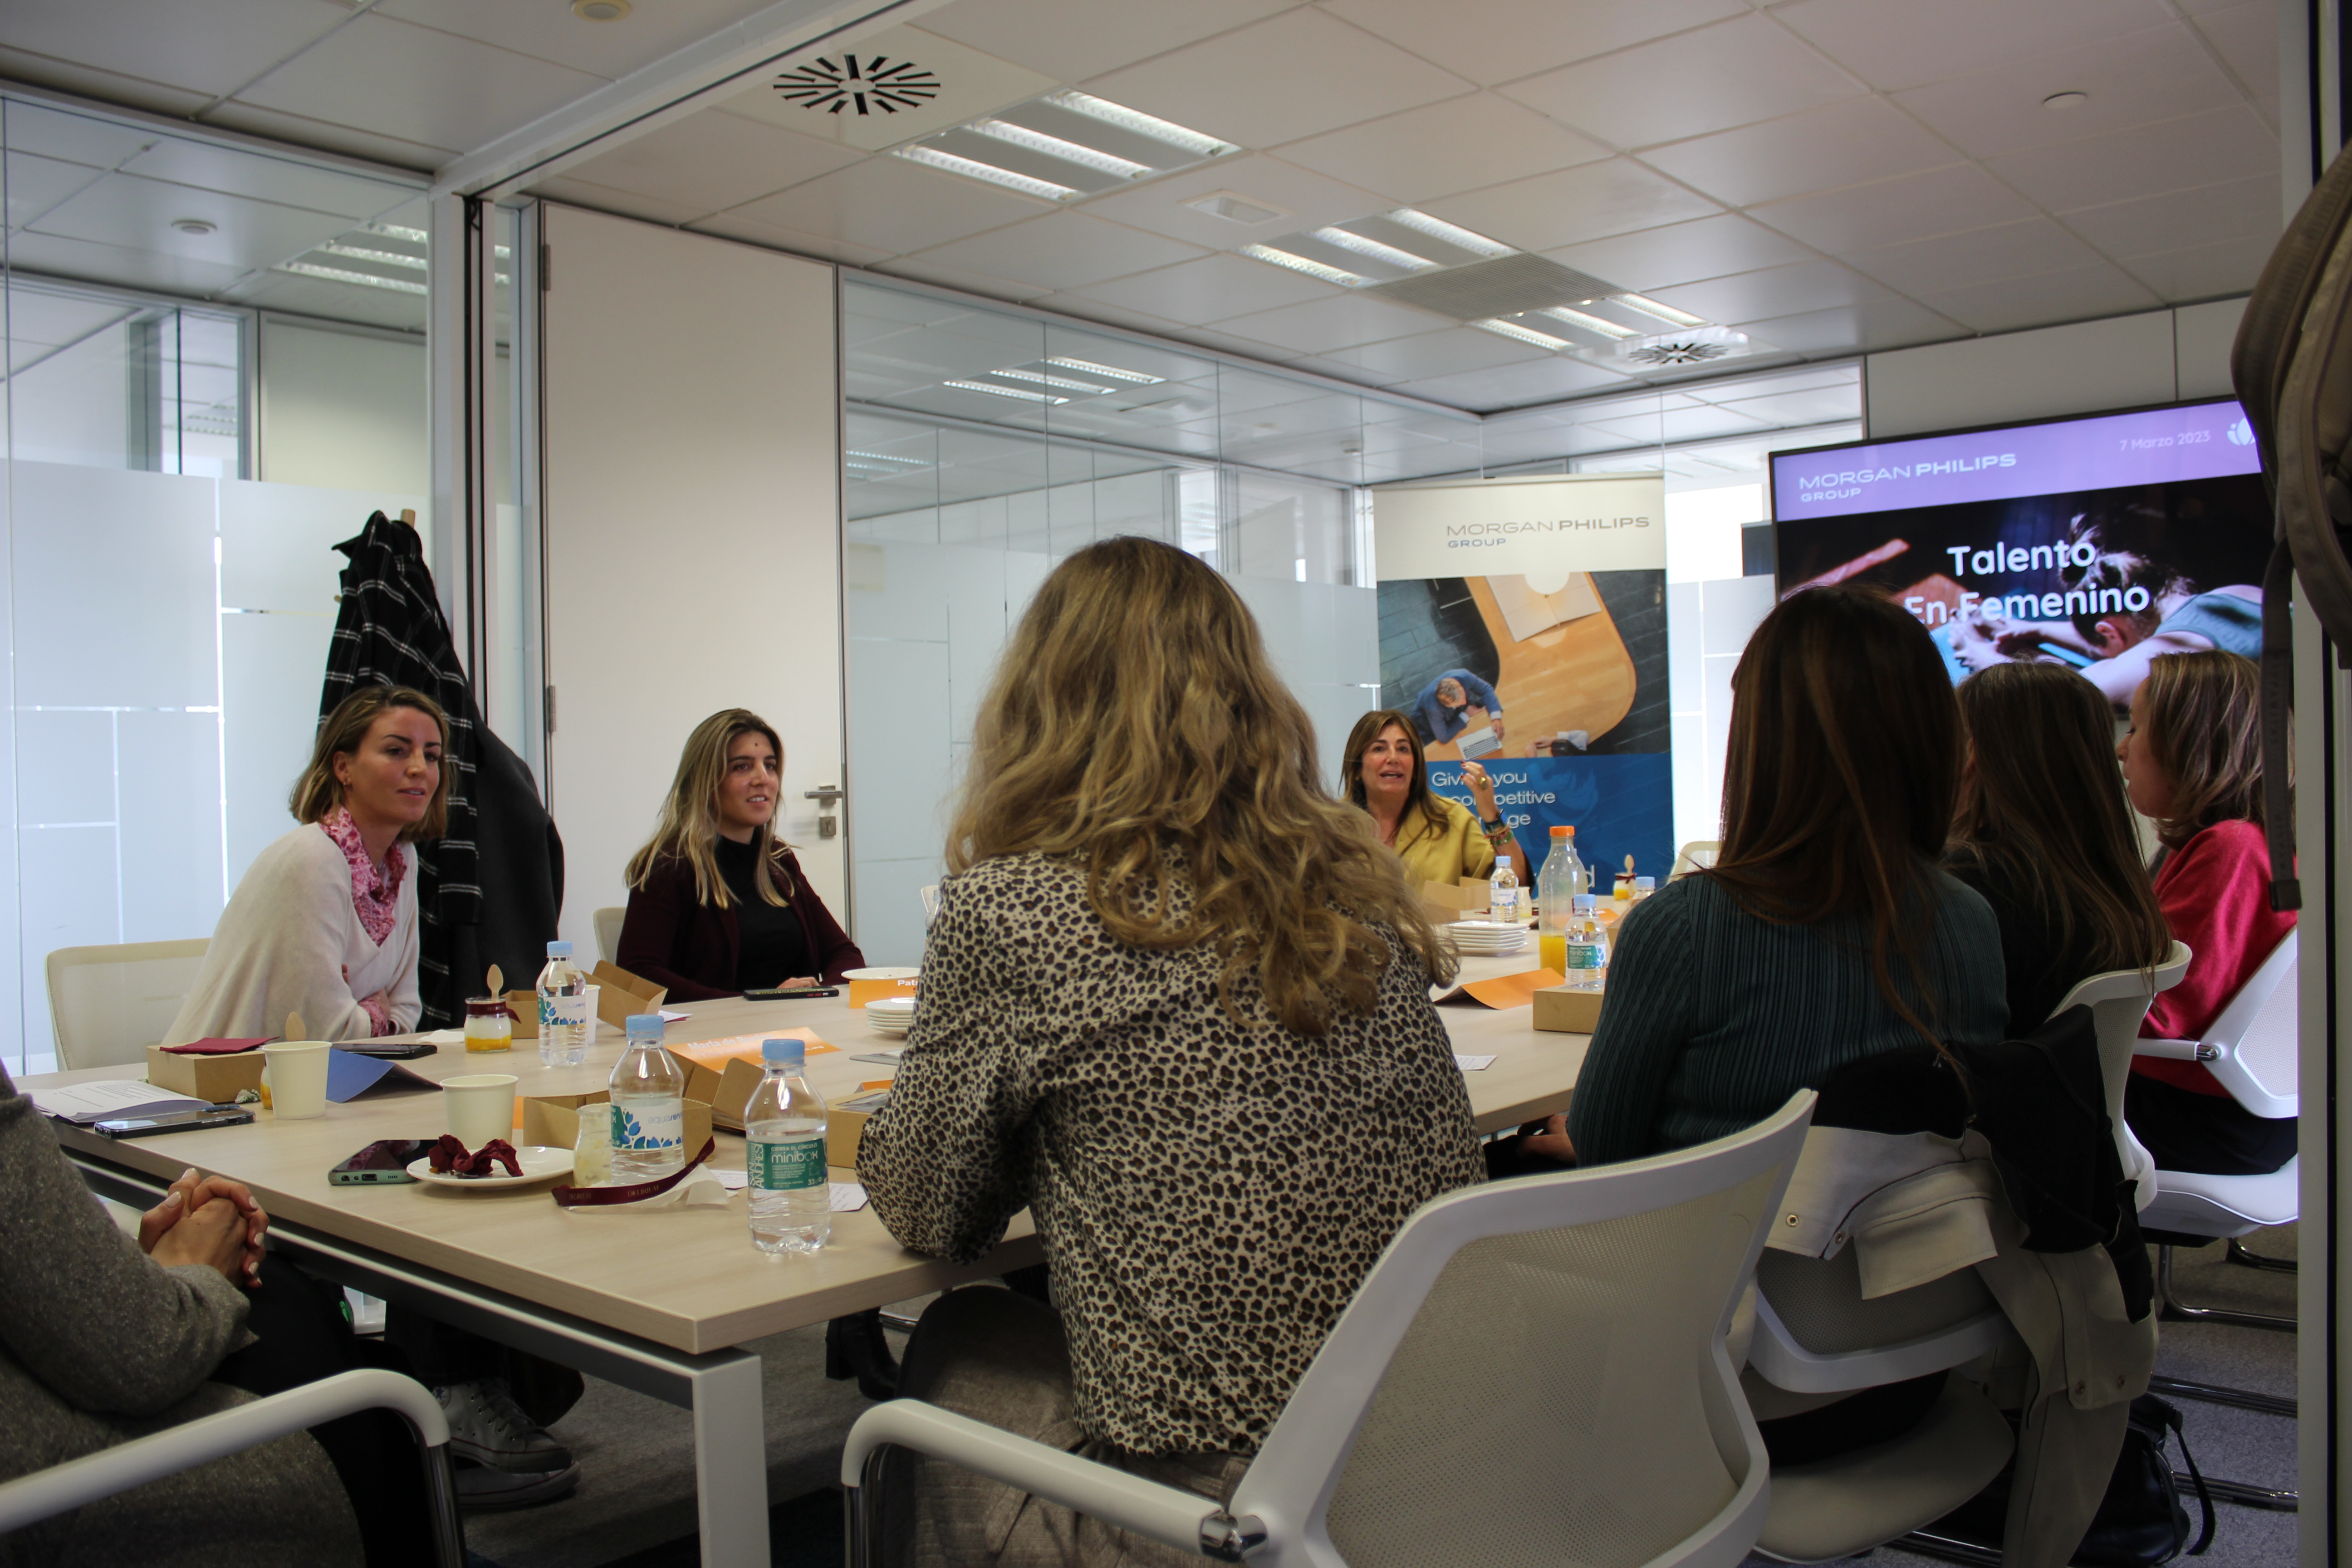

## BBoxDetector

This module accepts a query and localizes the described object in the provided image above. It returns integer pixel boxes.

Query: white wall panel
[540,206,843,958]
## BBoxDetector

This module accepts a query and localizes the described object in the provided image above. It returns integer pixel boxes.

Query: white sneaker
[436,1378,574,1474]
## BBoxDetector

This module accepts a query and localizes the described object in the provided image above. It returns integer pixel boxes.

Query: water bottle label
[541,992,588,1030]
[749,1136,825,1191]
[611,1101,683,1151]
[1566,943,1604,971]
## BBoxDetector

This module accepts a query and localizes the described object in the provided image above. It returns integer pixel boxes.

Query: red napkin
[160,1037,269,1056]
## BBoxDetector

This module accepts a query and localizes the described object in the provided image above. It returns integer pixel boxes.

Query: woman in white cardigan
[167,686,443,1046]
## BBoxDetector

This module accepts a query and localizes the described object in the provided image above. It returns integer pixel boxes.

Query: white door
[539,205,845,962]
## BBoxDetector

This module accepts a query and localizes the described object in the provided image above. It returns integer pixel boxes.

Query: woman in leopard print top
[859,537,1483,1565]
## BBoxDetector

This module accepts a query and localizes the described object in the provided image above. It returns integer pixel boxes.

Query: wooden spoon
[285,1010,305,1042]
[487,963,504,999]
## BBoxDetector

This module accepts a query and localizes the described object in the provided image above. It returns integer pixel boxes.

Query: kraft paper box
[1421,878,1491,918]
[147,1045,268,1102]
[590,961,666,1030]
[825,1105,870,1169]
[666,1051,764,1133]
[522,1089,715,1156]
[502,990,540,1039]
[1532,981,1607,1035]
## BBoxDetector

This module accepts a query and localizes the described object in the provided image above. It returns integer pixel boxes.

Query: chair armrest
[841,1400,1230,1558]
[2130,1038,2209,1061]
[0,1369,447,1535]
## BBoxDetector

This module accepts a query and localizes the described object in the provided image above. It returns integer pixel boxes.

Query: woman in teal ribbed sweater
[1549,588,2010,1168]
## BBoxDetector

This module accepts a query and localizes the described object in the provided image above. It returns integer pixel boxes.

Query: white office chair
[0,1368,464,1565]
[842,1093,1818,1568]
[2132,930,2299,1331]
[919,884,941,926]
[45,939,211,1069]
[2057,941,2194,1214]
[1671,840,1721,879]
[593,906,626,968]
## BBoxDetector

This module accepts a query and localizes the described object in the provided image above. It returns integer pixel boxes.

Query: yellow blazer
[1391,795,1496,891]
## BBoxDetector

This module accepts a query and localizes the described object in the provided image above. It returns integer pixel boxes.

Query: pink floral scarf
[319,808,406,1036]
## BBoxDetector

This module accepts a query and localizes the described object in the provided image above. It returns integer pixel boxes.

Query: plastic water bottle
[1537,826,1576,975]
[1560,825,1589,899]
[1566,894,1607,990]
[745,1039,829,1254]
[537,940,589,1068]
[1489,859,1520,926]
[608,1014,686,1182]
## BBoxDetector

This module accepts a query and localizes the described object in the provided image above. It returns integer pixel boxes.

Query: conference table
[29,948,1588,1567]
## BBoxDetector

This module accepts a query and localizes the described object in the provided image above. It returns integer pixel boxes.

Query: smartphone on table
[93,1107,254,1138]
[744,986,838,1000]
[328,1139,437,1185]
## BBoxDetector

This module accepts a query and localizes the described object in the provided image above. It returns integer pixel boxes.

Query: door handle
[803,786,843,804]
[804,785,842,838]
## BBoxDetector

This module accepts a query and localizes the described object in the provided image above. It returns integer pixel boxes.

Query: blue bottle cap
[547,940,573,957]
[763,1038,805,1067]
[1571,893,1596,914]
[624,1013,664,1037]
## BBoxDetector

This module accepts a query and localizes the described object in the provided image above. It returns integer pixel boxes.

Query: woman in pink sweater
[2118,650,2296,1176]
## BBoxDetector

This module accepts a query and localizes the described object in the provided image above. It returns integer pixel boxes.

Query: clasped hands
[139,1166,268,1289]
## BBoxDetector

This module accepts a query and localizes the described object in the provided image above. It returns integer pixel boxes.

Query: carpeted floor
[464,1234,2302,1568]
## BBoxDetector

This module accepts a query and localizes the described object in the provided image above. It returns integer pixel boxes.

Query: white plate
[843,966,919,981]
[405,1145,575,1188]
[867,1018,911,1037]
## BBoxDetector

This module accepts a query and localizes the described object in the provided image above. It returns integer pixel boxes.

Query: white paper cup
[444,1073,519,1148]
[262,1041,333,1120]
[583,985,602,1043]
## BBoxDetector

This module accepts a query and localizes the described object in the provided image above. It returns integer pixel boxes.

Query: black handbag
[1925,1394,2216,1565]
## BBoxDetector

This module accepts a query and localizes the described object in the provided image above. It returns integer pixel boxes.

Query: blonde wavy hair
[626,709,795,909]
[948,536,1452,1034]
[289,685,450,843]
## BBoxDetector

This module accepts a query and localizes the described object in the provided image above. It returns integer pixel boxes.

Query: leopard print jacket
[859,849,1485,1457]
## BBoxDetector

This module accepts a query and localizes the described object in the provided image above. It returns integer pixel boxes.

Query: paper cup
[444,1074,519,1148]
[582,985,602,1043]
[262,1042,333,1120]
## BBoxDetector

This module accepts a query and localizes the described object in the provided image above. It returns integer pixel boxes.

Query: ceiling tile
[1839,219,2107,295]
[1984,106,2278,213]
[1387,355,1633,411]
[0,101,165,172]
[1585,404,1772,444]
[1062,252,1341,322]
[1913,263,2165,334]
[2115,235,2278,300]
[1543,214,1818,291]
[872,256,1057,302]
[716,25,1058,152]
[914,0,1296,86]
[1421,160,1722,254]
[1318,0,1746,88]
[1068,154,1391,247]
[2,229,253,296]
[2190,2,2280,99]
[1723,299,1961,355]
[2060,176,2278,260]
[1081,9,1470,149]
[728,155,1056,255]
[557,110,860,216]
[907,211,1208,291]
[235,14,607,153]
[1638,99,1963,208]
[529,174,707,227]
[1023,293,1193,338]
[373,0,779,78]
[224,268,426,332]
[29,172,354,273]
[4,150,107,231]
[1207,291,1455,354]
[1498,16,1864,150]
[192,100,456,169]
[1706,386,1867,426]
[0,48,215,119]
[1274,93,1610,204]
[685,211,894,266]
[1772,0,2176,93]
[1301,327,1552,383]
[1748,163,2038,253]
[2,0,352,100]
[118,138,418,221]
[1681,366,1862,403]
[1890,24,2241,160]
[1647,259,1902,324]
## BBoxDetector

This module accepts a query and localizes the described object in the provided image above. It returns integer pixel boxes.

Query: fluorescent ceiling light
[1309,226,1440,272]
[320,241,426,271]
[1475,318,1573,350]
[941,378,1068,404]
[1045,356,1161,384]
[970,119,1152,179]
[1540,306,1635,340]
[1240,245,1363,287]
[274,262,427,295]
[847,449,926,464]
[989,367,1117,393]
[1383,209,1513,259]
[371,224,428,244]
[1614,292,1706,328]
[894,146,1076,201]
[1047,92,1234,158]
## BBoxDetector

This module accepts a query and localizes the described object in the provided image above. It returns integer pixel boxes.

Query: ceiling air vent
[774,54,941,116]
[1362,255,1622,322]
[1617,327,1751,367]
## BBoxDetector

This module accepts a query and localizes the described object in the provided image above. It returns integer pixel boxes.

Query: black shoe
[825,1309,900,1400]
[453,1458,580,1513]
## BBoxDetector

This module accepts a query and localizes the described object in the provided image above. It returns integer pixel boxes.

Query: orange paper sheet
[669,1028,836,1068]
[1436,970,1567,1009]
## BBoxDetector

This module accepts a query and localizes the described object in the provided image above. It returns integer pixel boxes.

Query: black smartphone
[744,986,838,1000]
[328,1138,437,1185]
[337,1041,437,1060]
[94,1107,255,1139]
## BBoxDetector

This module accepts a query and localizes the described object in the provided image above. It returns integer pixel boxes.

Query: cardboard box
[1421,877,1491,919]
[590,961,666,1030]
[522,1088,715,1157]
[1532,980,1607,1034]
[501,991,540,1039]
[147,1045,267,1102]
[826,1104,872,1168]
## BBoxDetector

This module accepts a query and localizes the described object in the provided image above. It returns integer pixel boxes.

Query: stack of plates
[865,996,917,1037]
[1446,920,1528,956]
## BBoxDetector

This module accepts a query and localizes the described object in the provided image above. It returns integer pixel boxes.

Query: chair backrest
[1748,1243,2009,1396]
[1231,1093,1815,1568]
[2052,941,2191,1211]
[2151,928,2298,1119]
[592,906,625,968]
[45,940,211,1069]
[919,884,941,926]
[1671,840,1720,879]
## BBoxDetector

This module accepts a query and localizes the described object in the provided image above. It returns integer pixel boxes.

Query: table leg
[688,1352,771,1568]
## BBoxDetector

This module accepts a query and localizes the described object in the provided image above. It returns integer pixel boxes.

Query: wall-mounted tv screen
[1768,398,2269,710]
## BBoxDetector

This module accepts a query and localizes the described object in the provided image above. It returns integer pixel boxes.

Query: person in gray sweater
[0,1067,367,1568]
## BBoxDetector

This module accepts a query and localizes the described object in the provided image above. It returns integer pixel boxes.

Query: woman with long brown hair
[1945,661,2172,1029]
[859,536,1483,1568]
[1555,586,2009,1169]
[1341,708,1529,888]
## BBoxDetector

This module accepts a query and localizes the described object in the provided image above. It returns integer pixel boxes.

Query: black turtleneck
[715,836,811,988]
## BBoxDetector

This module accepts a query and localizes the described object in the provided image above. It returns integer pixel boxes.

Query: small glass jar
[463,996,514,1053]
[573,1117,613,1187]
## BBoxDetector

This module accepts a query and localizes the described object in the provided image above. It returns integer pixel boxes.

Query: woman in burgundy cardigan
[617,709,866,1001]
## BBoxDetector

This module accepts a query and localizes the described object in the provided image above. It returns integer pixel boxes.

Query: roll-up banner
[1371,473,1672,891]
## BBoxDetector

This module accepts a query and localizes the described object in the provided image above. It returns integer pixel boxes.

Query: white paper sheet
[1454,1054,1496,1072]
[28,1079,205,1120]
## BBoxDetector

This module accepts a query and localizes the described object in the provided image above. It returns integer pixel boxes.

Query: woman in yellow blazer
[1343,709,1527,890]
